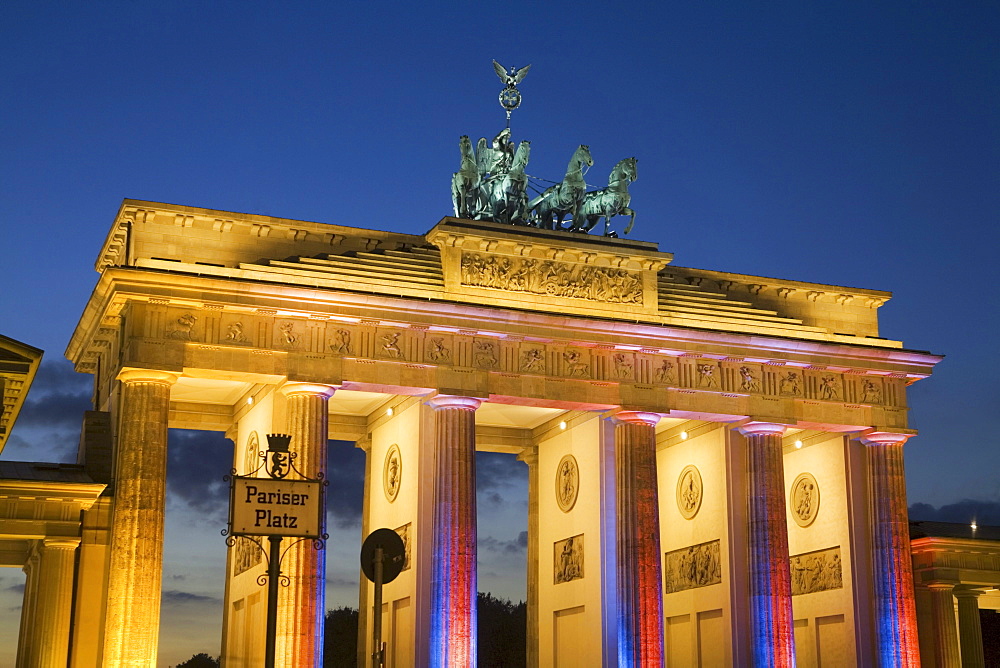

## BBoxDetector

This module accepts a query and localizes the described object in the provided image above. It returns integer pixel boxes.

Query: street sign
[230,476,323,538]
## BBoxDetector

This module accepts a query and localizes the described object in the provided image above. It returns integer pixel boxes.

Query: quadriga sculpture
[451,135,480,219]
[481,140,530,224]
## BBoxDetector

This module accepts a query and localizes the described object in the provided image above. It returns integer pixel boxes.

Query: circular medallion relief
[676,465,703,519]
[555,454,579,513]
[383,444,402,503]
[244,432,260,474]
[790,472,820,527]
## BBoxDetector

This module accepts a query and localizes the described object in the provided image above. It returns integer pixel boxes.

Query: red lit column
[428,395,481,667]
[103,369,177,668]
[739,422,795,667]
[614,411,664,667]
[862,431,920,666]
[276,382,336,668]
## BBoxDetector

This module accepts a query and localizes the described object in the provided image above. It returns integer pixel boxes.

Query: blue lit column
[428,395,481,667]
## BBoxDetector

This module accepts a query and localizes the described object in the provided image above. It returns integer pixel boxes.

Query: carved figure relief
[474,340,498,368]
[381,332,403,359]
[861,378,882,404]
[395,523,411,571]
[555,454,579,513]
[790,547,843,595]
[780,372,802,396]
[790,472,820,527]
[613,353,634,380]
[278,322,298,346]
[697,363,719,388]
[226,322,249,344]
[168,313,198,340]
[244,432,260,475]
[819,375,841,400]
[664,540,722,593]
[653,359,675,384]
[330,329,352,354]
[563,350,589,377]
[383,444,402,502]
[676,465,703,520]
[554,534,584,584]
[233,537,262,576]
[739,366,760,392]
[461,253,643,304]
[427,337,451,363]
[520,348,545,373]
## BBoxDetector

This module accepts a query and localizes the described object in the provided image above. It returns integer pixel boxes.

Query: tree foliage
[176,653,219,668]
[325,606,360,667]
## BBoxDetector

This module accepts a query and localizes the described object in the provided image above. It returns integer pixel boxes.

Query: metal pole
[265,535,282,668]
[372,545,384,668]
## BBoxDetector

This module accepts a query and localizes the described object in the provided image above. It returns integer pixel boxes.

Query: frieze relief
[233,536,262,576]
[395,523,411,571]
[460,253,643,304]
[791,546,843,595]
[664,540,722,593]
[554,534,584,584]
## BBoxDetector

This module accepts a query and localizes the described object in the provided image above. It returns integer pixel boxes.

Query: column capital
[116,368,178,385]
[42,538,81,551]
[926,581,958,592]
[427,394,482,411]
[861,430,912,446]
[279,382,337,399]
[613,410,660,427]
[954,586,984,600]
[738,421,788,437]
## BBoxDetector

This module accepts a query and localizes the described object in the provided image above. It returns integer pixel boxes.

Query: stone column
[738,422,795,667]
[103,369,176,667]
[862,431,921,666]
[16,544,41,668]
[30,538,81,667]
[427,395,481,667]
[614,411,663,667]
[955,587,985,668]
[926,583,960,668]
[516,447,539,668]
[277,382,336,668]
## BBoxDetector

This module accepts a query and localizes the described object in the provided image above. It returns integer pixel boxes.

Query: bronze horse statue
[451,135,480,219]
[529,144,593,230]
[571,157,637,237]
[481,140,531,224]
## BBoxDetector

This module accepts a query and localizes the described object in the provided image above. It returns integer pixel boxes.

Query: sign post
[225,433,327,668]
[360,529,406,668]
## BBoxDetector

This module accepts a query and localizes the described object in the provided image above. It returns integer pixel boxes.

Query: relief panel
[664,539,722,593]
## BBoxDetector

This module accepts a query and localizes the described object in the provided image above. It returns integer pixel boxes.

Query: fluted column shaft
[614,411,663,667]
[739,422,795,668]
[16,546,40,668]
[928,583,960,668]
[517,448,539,668]
[863,432,921,666]
[103,369,177,667]
[277,383,336,668]
[428,395,481,668]
[31,538,81,668]
[955,588,985,668]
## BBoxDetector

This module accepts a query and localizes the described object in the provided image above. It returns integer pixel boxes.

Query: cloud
[909,500,1000,525]
[5,583,25,595]
[162,590,223,606]
[476,452,526,492]
[325,441,365,529]
[479,532,527,555]
[4,360,93,462]
[165,430,234,523]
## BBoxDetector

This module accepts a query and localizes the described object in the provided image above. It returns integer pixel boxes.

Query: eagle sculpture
[493,60,531,87]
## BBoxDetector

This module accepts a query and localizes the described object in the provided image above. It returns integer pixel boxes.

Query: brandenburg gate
[61,192,940,665]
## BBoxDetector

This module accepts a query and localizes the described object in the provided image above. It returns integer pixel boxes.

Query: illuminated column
[614,411,663,667]
[516,447,539,668]
[277,382,336,668]
[30,538,81,667]
[926,583,960,668]
[428,395,481,667]
[16,544,41,667]
[863,431,921,666]
[955,588,985,668]
[103,369,177,668]
[739,422,795,667]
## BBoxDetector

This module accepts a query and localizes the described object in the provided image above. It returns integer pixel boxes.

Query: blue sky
[1,2,997,664]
